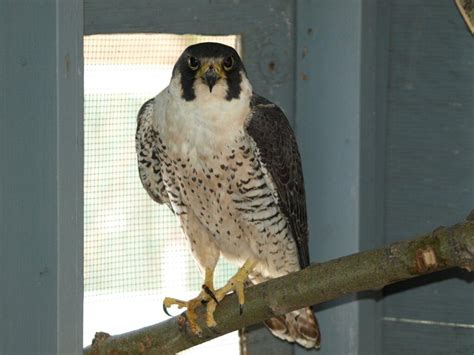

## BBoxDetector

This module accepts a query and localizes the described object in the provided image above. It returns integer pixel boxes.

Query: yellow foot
[163,260,257,333]
[163,268,218,334]
[206,259,258,326]
[163,293,210,335]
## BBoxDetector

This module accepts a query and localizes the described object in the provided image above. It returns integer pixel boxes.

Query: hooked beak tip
[203,69,219,93]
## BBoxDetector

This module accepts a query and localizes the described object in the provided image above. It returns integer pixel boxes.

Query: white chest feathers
[152,75,252,161]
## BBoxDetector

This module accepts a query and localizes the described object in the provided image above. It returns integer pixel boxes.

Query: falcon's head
[171,42,252,102]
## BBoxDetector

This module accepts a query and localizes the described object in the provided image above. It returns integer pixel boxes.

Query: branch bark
[84,212,474,355]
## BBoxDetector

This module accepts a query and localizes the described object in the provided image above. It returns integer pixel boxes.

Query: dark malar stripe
[225,70,242,101]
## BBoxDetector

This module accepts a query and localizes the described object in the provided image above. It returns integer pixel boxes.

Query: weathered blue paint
[296,0,473,354]
[295,0,385,353]
[382,1,474,353]
[0,0,84,353]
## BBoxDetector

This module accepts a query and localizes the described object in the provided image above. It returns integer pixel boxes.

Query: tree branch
[84,212,474,355]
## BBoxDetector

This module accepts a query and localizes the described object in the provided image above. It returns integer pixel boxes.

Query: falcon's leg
[163,267,217,334]
[163,210,222,334]
[205,258,258,327]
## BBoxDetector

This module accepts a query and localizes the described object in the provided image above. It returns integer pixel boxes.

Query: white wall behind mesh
[84,34,241,354]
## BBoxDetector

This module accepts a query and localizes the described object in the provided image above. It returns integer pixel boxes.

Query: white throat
[155,71,253,161]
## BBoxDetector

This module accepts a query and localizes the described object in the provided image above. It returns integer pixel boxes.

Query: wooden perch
[455,0,474,34]
[84,212,474,354]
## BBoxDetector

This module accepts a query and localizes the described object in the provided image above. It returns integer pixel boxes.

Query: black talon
[163,302,172,317]
[239,304,243,315]
[202,284,219,304]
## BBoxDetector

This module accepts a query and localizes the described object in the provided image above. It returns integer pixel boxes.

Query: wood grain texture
[383,0,474,351]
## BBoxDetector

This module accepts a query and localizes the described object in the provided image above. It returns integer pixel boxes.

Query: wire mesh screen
[84,34,241,354]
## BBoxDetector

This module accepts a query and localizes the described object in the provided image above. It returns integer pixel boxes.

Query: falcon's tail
[264,307,321,349]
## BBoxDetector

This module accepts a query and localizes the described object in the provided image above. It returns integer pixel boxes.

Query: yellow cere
[197,60,227,79]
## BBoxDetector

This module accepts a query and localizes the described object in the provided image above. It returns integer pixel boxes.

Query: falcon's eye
[223,56,234,71]
[187,56,200,70]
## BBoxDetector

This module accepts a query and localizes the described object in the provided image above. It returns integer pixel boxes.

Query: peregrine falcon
[136,42,320,349]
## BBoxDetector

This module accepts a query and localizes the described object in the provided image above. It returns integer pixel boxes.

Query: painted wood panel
[295,0,385,353]
[382,0,474,352]
[0,0,83,353]
[383,320,474,355]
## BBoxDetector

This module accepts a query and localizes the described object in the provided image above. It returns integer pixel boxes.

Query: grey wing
[135,98,170,207]
[245,94,310,268]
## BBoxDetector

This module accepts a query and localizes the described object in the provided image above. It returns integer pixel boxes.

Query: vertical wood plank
[357,1,390,354]
[296,1,363,353]
[0,0,83,353]
[382,0,474,352]
[57,0,84,353]
[295,0,386,353]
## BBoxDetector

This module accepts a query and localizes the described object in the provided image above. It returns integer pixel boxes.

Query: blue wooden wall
[296,0,473,354]
[382,1,474,353]
[0,0,83,353]
[296,0,383,353]
[1,0,472,354]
